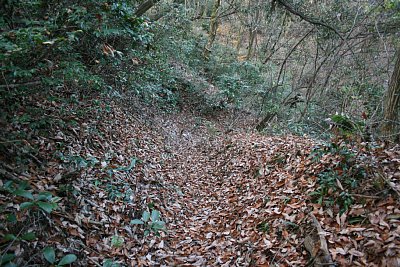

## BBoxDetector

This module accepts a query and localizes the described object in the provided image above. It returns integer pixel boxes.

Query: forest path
[110,105,399,266]
[148,113,313,266]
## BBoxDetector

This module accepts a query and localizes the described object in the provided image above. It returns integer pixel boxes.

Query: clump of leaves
[43,247,77,266]
[257,221,270,233]
[0,180,63,265]
[111,235,124,248]
[330,114,365,140]
[2,180,60,213]
[309,142,366,214]
[131,209,166,236]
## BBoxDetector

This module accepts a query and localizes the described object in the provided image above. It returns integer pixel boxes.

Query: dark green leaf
[151,210,160,221]
[0,254,15,264]
[21,232,36,241]
[58,254,77,265]
[14,189,34,200]
[37,191,52,201]
[6,213,17,223]
[3,234,17,242]
[103,259,120,267]
[142,211,150,222]
[3,180,14,191]
[43,247,56,264]
[4,262,18,267]
[20,202,35,210]
[130,219,144,225]
[115,158,137,172]
[151,221,166,230]
[37,201,57,213]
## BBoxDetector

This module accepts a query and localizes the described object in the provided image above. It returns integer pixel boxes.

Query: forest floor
[1,88,400,266]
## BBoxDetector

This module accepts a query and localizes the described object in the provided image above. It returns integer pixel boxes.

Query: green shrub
[1,0,153,91]
[309,142,366,214]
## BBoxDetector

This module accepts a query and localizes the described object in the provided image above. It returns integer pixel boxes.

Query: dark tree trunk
[203,0,221,59]
[134,0,161,17]
[381,48,400,142]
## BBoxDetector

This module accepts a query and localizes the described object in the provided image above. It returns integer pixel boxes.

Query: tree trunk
[235,25,244,55]
[246,29,256,60]
[381,47,400,142]
[203,0,221,59]
[256,112,278,131]
[134,0,161,17]
[246,1,260,60]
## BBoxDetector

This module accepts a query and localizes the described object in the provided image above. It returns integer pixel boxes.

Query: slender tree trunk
[381,48,400,142]
[246,29,256,59]
[246,3,260,60]
[235,25,244,55]
[203,0,221,59]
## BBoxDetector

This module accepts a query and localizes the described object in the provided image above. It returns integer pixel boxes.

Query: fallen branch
[304,213,335,267]
[0,81,41,89]
[0,139,26,144]
[378,172,400,198]
[351,193,381,199]
[0,168,20,182]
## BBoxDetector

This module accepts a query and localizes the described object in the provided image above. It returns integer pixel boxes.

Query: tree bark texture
[246,0,260,60]
[203,0,221,59]
[134,0,161,17]
[381,47,400,142]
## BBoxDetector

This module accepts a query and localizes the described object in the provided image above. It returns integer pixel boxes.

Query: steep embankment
[1,89,399,266]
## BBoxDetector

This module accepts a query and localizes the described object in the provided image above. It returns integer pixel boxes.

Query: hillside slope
[1,87,399,266]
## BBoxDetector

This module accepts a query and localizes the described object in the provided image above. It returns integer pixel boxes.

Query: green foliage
[103,259,122,267]
[3,232,36,243]
[2,180,60,213]
[207,46,268,107]
[105,183,133,202]
[330,114,365,140]
[1,0,153,91]
[0,254,15,266]
[257,221,270,233]
[309,142,366,214]
[57,152,100,171]
[131,209,166,237]
[111,235,124,248]
[0,180,61,266]
[216,75,247,105]
[384,0,400,12]
[43,247,77,266]
[331,114,357,132]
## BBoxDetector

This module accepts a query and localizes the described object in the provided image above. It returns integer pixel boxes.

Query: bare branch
[276,0,343,40]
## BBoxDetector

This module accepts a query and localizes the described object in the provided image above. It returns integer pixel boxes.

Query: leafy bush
[1,0,153,91]
[309,142,366,214]
[0,180,62,266]
[131,209,166,237]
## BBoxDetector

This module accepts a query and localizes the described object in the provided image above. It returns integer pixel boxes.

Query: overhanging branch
[134,0,161,17]
[276,0,343,40]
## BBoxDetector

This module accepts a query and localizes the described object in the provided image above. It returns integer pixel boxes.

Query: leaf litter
[0,92,399,266]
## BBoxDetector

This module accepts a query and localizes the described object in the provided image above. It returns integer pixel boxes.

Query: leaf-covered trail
[141,113,400,266]
[3,95,398,266]
[147,114,315,266]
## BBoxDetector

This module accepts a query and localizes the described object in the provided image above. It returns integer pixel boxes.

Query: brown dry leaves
[1,94,399,266]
